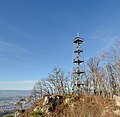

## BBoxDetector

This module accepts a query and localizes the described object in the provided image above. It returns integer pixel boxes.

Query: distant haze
[0,90,31,97]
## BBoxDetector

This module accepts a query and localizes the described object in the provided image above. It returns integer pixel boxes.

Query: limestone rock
[43,96,49,105]
[14,111,20,117]
[64,98,70,104]
[113,109,120,116]
[113,95,120,107]
[33,106,41,111]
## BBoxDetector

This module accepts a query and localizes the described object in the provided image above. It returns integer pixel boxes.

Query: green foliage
[30,110,45,117]
[19,97,25,102]
[27,95,33,103]
[63,94,79,105]
[3,114,14,117]
[56,98,59,105]
[15,97,25,110]
[65,93,77,98]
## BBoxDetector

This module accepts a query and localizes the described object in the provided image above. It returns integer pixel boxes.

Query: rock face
[31,95,64,117]
[113,95,120,106]
[43,96,50,105]
[113,95,120,116]
[57,95,63,104]
[43,95,63,105]
[42,95,63,111]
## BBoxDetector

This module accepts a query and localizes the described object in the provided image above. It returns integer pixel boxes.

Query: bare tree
[31,86,38,102]
[87,57,101,95]
[48,67,67,95]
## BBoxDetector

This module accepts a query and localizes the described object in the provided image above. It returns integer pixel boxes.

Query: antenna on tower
[77,28,80,37]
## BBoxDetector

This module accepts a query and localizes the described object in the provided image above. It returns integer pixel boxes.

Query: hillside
[4,94,120,117]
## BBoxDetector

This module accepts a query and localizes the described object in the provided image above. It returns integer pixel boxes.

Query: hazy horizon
[0,90,31,97]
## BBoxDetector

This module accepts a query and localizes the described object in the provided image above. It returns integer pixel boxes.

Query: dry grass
[52,95,119,117]
[19,95,120,117]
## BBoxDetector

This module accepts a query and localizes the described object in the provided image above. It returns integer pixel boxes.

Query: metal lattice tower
[72,33,85,94]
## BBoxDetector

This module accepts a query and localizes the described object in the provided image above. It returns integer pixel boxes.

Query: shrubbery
[30,110,45,117]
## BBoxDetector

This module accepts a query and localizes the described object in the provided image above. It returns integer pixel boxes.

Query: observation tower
[72,33,85,94]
